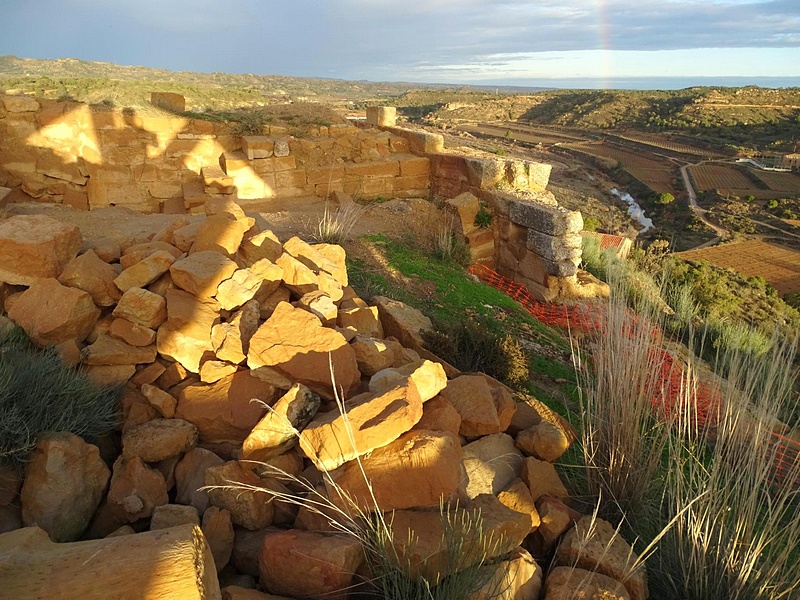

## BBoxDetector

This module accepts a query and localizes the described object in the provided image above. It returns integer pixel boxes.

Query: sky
[0,0,798,89]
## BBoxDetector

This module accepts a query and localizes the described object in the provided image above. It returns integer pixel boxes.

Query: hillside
[417,88,800,153]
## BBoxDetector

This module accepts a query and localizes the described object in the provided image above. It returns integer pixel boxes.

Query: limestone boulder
[205,461,273,530]
[534,496,580,551]
[108,318,156,347]
[516,420,571,462]
[311,243,348,287]
[0,214,82,285]
[389,494,531,582]
[284,237,347,286]
[211,300,260,364]
[114,250,176,293]
[174,221,202,252]
[337,305,383,337]
[113,287,167,329]
[555,515,647,600]
[202,506,235,572]
[175,447,225,515]
[120,241,182,269]
[259,530,364,600]
[373,295,432,349]
[241,384,321,463]
[521,457,569,502]
[238,229,282,266]
[58,249,121,306]
[150,503,200,530]
[296,290,337,325]
[175,371,276,443]
[157,288,221,372]
[247,301,360,401]
[329,429,462,512]
[544,567,631,600]
[440,375,501,437]
[468,547,543,600]
[157,325,213,374]
[462,433,524,498]
[413,395,462,437]
[106,456,168,522]
[81,334,157,365]
[170,251,238,297]
[215,258,282,311]
[350,335,396,376]
[299,382,423,471]
[140,384,177,418]
[20,432,110,542]
[498,478,541,534]
[8,278,100,346]
[369,359,447,403]
[199,359,238,383]
[192,213,250,257]
[122,418,198,463]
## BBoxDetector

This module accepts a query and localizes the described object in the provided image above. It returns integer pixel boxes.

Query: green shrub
[422,319,529,386]
[656,192,675,205]
[768,199,779,209]
[0,327,122,467]
[432,219,471,267]
[473,206,493,229]
[784,291,800,310]
[582,216,601,232]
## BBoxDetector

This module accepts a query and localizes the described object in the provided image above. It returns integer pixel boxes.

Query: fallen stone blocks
[0,200,642,599]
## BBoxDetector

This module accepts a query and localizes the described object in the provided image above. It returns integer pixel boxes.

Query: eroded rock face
[20,432,110,542]
[247,301,360,401]
[8,278,100,346]
[0,214,82,285]
[259,529,364,600]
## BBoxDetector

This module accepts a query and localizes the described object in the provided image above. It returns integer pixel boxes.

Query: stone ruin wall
[362,108,588,302]
[0,95,591,302]
[0,94,430,214]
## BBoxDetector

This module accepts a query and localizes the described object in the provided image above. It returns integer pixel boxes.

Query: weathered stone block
[366,106,397,127]
[241,136,275,160]
[150,92,186,113]
[526,230,582,263]
[508,200,583,236]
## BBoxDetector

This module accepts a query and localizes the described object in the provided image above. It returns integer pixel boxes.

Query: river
[610,188,653,232]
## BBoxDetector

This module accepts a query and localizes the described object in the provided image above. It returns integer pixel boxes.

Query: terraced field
[679,240,800,296]
[689,165,754,192]
[750,169,800,194]
[566,142,678,194]
[617,133,719,158]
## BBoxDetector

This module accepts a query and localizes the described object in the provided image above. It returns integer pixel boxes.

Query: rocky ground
[0,196,644,600]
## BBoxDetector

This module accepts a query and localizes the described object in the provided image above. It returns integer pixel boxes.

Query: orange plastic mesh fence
[470,262,800,487]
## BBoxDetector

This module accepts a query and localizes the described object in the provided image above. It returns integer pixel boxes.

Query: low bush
[422,319,529,387]
[312,200,365,245]
[0,326,122,468]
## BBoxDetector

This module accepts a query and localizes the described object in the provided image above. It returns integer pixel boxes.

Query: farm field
[617,133,719,158]
[457,124,573,145]
[689,164,754,192]
[749,169,800,194]
[679,240,800,296]
[566,142,677,194]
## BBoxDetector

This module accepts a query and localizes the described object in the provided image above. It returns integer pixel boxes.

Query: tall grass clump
[312,199,365,244]
[659,335,800,600]
[0,326,122,467]
[432,217,471,266]
[572,271,674,525]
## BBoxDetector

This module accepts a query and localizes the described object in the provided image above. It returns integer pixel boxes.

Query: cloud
[0,0,797,82]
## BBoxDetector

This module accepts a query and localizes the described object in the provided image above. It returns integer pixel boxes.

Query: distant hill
[419,87,800,152]
[0,55,547,111]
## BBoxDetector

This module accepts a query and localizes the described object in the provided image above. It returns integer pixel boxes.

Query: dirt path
[680,162,730,242]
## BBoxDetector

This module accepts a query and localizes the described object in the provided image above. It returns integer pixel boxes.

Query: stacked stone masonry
[0,94,430,213]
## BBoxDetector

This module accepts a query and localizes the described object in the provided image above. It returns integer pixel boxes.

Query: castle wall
[0,94,430,213]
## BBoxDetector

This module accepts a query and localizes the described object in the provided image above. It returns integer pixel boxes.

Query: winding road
[680,162,728,248]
